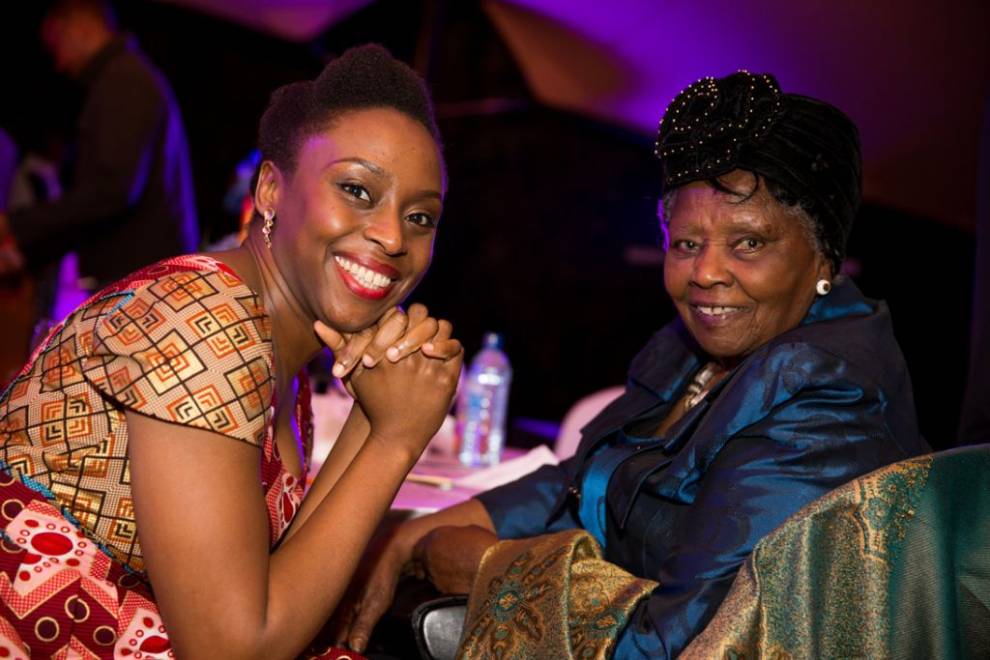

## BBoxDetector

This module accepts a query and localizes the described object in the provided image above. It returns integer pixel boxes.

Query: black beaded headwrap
[655,71,862,272]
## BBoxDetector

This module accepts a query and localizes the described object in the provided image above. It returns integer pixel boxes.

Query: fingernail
[352,637,366,652]
[424,342,434,352]
[362,354,375,367]
[386,346,400,361]
[332,362,346,378]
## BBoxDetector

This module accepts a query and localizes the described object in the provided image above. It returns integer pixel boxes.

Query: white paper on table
[308,386,458,482]
[453,445,560,491]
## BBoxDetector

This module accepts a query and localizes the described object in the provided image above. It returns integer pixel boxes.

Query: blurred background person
[3,124,69,347]
[0,44,461,659]
[0,129,20,274]
[0,128,16,211]
[0,0,198,301]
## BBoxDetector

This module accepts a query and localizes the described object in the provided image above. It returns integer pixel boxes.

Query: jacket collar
[549,276,878,530]
[802,275,874,325]
[605,276,878,530]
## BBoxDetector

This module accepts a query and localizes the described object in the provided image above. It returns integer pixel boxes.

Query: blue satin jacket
[475,278,929,658]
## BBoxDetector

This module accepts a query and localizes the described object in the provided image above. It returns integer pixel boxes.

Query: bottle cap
[482,332,502,350]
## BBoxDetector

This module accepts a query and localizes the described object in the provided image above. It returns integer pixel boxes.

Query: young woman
[0,44,461,659]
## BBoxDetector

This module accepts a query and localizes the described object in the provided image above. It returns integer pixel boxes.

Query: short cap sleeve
[81,267,273,446]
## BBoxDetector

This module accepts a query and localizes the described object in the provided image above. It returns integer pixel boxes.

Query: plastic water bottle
[456,332,512,467]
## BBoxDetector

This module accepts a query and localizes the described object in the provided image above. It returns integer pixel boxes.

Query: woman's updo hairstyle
[257,44,441,175]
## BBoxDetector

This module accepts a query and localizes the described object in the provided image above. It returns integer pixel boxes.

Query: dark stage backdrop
[1,1,974,450]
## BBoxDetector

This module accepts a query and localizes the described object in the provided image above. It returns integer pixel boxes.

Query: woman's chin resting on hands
[0,44,462,660]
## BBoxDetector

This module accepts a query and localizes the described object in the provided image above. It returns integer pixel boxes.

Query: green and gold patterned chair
[683,443,990,659]
[419,445,989,659]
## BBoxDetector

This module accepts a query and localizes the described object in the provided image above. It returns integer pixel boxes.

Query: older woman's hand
[314,303,459,380]
[412,525,498,595]
[330,500,496,653]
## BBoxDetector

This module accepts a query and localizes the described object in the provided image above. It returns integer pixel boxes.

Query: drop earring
[262,209,275,249]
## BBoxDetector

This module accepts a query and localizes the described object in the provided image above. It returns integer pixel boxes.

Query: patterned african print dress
[0,255,311,659]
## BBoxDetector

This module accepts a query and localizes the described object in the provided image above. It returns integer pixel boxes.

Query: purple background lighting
[489,0,990,229]
[1,0,984,449]
[149,0,989,227]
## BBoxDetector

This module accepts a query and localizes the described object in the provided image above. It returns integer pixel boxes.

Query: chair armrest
[411,595,469,660]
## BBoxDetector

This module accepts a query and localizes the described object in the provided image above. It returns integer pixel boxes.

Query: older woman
[0,45,461,658]
[334,72,929,658]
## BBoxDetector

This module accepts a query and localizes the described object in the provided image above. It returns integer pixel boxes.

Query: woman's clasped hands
[315,302,464,458]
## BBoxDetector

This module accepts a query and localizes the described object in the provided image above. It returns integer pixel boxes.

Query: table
[392,448,525,514]
[308,390,543,515]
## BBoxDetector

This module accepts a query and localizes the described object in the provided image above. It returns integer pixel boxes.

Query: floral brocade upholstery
[459,530,657,659]
[461,447,990,659]
[682,444,990,659]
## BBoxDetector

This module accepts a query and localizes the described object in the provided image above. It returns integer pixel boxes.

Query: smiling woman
[662,169,830,366]
[0,44,461,659]
[254,107,443,330]
[334,72,932,659]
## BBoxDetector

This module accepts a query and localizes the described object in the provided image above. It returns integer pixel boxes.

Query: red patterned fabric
[0,473,167,658]
[0,472,362,659]
[0,256,342,658]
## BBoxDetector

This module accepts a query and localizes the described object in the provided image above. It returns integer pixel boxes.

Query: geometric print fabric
[0,255,299,574]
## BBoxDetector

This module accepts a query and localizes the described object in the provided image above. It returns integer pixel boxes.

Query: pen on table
[405,473,454,490]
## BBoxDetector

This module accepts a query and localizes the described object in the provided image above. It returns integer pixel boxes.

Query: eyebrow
[328,157,387,178]
[413,190,444,203]
[328,156,443,202]
[670,214,773,232]
[721,216,775,233]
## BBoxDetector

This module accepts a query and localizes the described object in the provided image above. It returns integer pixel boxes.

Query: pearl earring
[816,279,832,296]
[261,209,275,249]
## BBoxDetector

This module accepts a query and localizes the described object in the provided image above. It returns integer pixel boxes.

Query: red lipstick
[333,253,398,301]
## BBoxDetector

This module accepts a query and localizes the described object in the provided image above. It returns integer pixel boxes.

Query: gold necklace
[684,362,721,410]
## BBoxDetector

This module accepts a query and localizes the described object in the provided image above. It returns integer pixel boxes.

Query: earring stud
[816,279,832,296]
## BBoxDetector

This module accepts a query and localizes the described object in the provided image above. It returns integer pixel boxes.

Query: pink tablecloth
[392,448,525,513]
